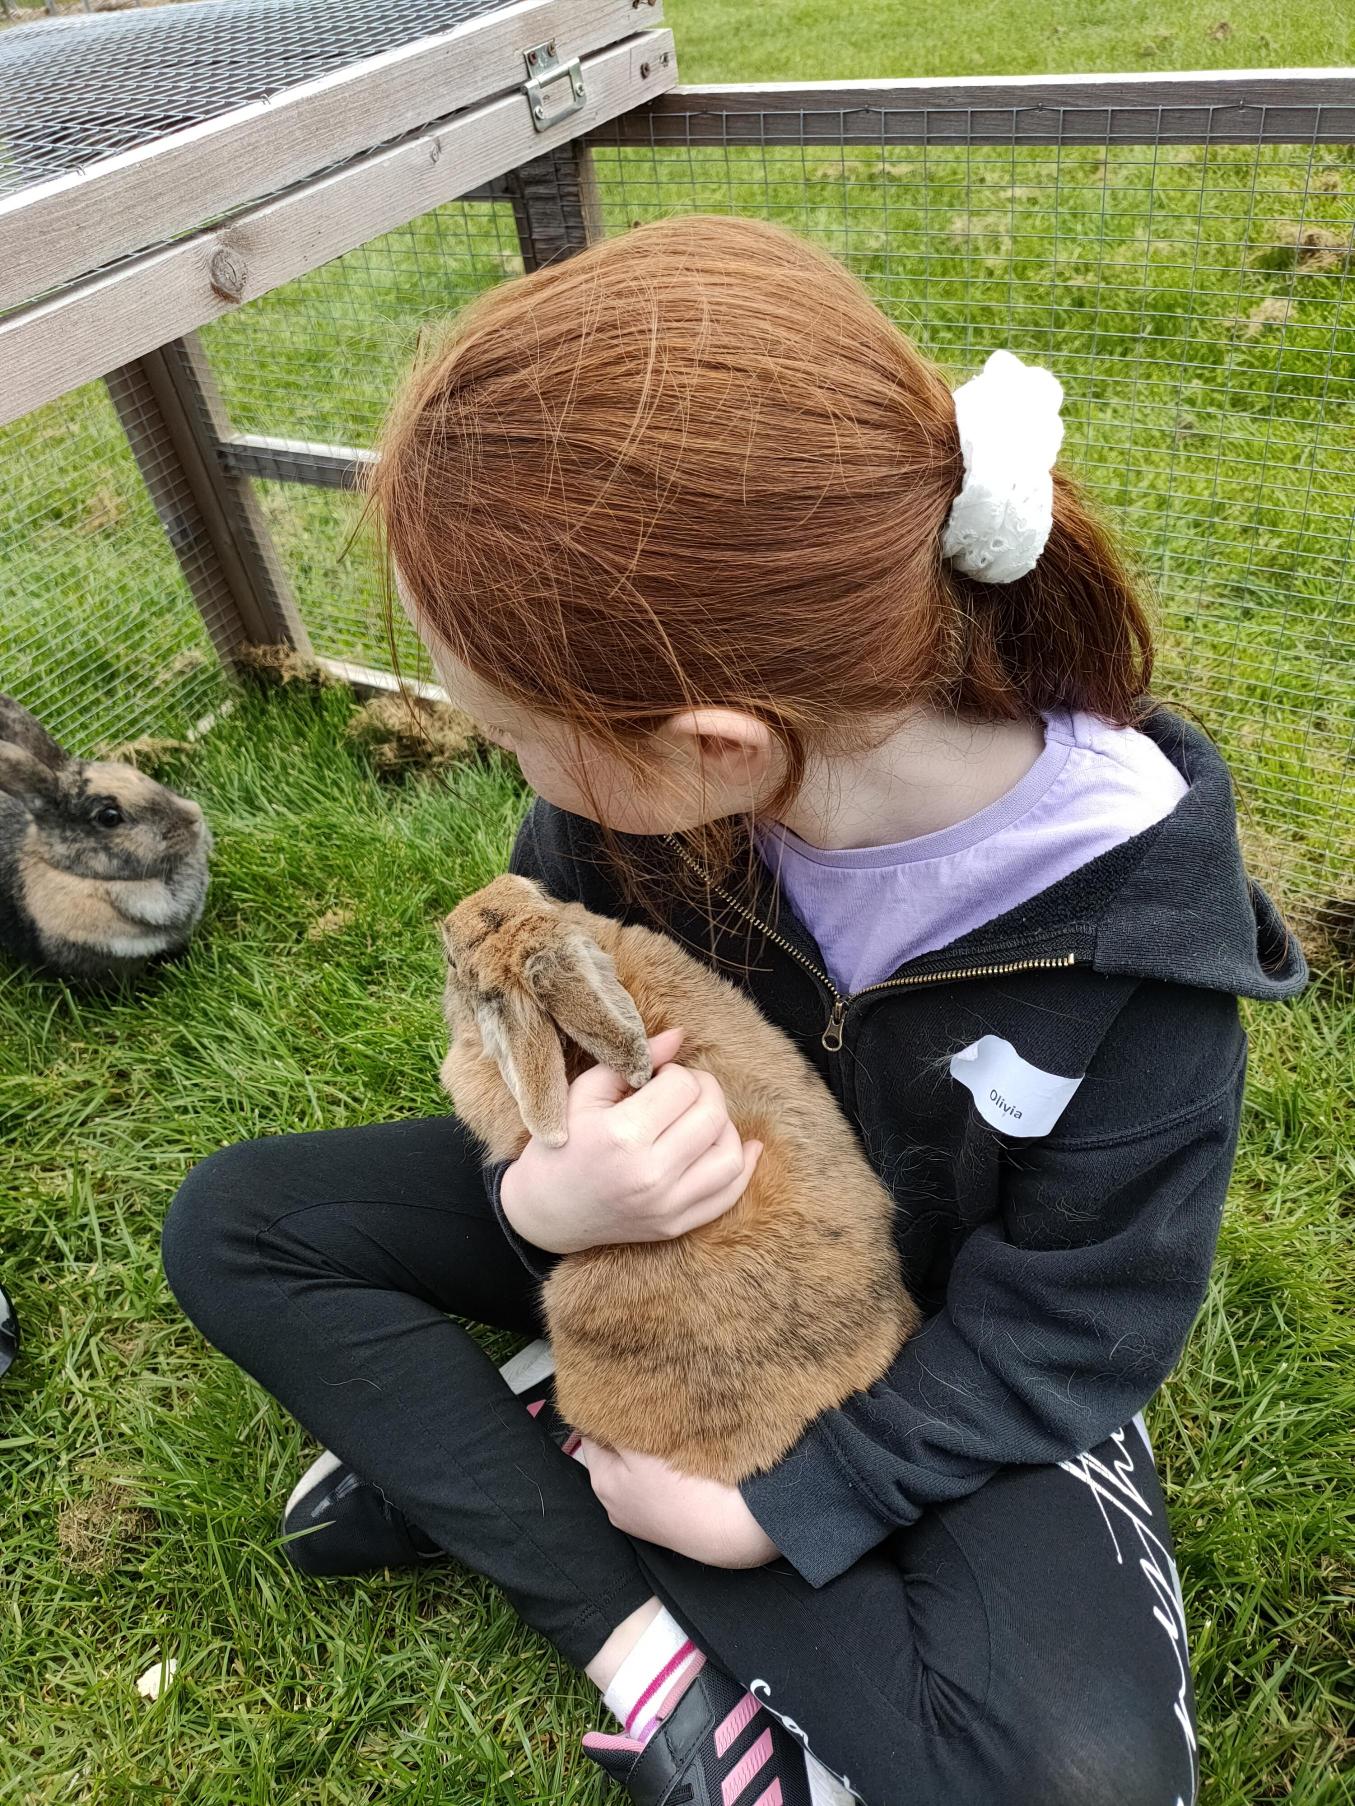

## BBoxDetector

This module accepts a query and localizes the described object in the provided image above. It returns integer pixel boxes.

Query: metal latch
[523,41,585,132]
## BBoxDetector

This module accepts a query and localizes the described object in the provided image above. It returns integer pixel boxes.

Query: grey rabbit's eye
[92,803,124,829]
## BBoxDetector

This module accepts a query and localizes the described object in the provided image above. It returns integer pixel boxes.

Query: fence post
[105,333,311,666]
[505,140,603,271]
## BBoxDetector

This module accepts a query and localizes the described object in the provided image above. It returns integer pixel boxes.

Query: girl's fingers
[570,1028,686,1113]
[671,1135,763,1233]
[646,1027,685,1068]
[607,1060,706,1144]
[659,1116,741,1214]
[649,1068,733,1170]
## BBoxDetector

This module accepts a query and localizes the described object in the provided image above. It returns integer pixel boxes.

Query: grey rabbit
[0,693,212,980]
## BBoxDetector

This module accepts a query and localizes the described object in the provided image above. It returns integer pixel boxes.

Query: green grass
[663,0,1355,83]
[1,2,1354,1801]
[0,688,1351,1804]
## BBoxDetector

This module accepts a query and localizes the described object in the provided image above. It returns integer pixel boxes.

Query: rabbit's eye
[93,804,124,829]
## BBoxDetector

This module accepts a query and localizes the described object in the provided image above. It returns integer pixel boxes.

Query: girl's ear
[654,708,777,797]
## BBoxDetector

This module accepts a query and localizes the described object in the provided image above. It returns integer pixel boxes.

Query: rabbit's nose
[183,799,205,832]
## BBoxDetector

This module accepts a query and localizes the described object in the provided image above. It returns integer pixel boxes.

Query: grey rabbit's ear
[524,931,652,1092]
[0,742,62,810]
[0,695,68,770]
[475,990,570,1148]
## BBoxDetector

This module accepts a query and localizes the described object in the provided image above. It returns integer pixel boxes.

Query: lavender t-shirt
[759,710,1187,995]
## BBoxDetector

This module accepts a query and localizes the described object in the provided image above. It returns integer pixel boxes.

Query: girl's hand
[499,1028,763,1256]
[580,1442,779,1568]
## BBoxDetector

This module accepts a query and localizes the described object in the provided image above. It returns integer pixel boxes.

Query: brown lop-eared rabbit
[439,873,919,1485]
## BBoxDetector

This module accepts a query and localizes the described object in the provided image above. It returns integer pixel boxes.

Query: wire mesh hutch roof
[0,0,673,415]
[0,0,513,198]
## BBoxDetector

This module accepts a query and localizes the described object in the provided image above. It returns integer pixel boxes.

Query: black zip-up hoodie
[498,708,1307,1588]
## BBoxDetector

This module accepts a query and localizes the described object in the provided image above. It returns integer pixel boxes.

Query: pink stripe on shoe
[751,1784,784,1806]
[633,1650,708,1743]
[582,1730,646,1757]
[624,1639,697,1735]
[721,1727,773,1806]
[714,1690,761,1756]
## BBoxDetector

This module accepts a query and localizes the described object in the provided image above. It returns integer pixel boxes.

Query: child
[163,216,1305,1806]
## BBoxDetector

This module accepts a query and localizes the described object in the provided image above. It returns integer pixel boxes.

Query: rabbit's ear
[0,695,67,770]
[475,991,570,1148]
[524,932,652,1092]
[0,743,61,810]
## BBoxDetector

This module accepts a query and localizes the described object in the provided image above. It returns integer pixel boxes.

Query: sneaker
[583,1664,815,1806]
[281,1448,445,1576]
[0,1278,17,1380]
[280,1338,574,1577]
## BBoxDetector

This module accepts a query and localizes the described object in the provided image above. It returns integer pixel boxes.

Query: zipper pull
[821,998,846,1052]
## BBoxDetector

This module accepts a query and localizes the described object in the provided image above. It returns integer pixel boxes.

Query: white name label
[949,1035,1084,1137]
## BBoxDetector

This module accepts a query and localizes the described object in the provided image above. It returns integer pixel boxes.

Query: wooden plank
[0,0,657,314]
[317,657,448,704]
[105,336,311,664]
[219,434,378,490]
[0,30,675,428]
[593,69,1355,147]
[507,140,604,270]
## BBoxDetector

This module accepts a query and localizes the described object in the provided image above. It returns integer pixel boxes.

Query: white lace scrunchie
[940,349,1065,584]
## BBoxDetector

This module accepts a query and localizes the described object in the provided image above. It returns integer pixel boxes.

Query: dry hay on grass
[57,1478,154,1575]
[1235,296,1293,338]
[1250,220,1353,274]
[230,646,484,773]
[234,642,341,690]
[98,735,194,771]
[306,905,356,940]
[1237,815,1353,971]
[345,691,482,776]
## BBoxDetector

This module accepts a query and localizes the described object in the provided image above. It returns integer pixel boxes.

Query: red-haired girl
[165,216,1304,1806]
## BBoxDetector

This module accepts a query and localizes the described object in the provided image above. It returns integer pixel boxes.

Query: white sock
[602,1605,704,1738]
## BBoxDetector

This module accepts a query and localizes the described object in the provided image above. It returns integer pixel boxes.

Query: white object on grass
[136,1656,178,1701]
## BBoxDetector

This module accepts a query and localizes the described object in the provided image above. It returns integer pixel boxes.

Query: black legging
[162,1115,1199,1806]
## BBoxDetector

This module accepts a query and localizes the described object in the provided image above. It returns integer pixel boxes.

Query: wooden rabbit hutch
[0,4,1351,929]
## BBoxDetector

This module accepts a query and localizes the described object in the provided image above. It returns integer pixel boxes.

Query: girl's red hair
[374,215,1154,887]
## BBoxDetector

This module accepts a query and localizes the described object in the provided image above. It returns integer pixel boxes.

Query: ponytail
[948,471,1156,727]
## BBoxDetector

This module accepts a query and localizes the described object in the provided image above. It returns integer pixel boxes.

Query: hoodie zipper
[663,835,1080,1051]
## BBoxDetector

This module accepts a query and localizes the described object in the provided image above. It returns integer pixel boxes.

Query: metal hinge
[522,41,586,132]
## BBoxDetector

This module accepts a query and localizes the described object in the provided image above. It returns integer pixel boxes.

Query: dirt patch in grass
[56,1480,154,1575]
[306,905,357,940]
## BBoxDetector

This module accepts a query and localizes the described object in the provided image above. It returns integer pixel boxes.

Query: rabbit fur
[0,694,211,980]
[439,872,919,1485]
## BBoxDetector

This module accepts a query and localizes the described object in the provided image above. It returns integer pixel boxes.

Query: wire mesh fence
[0,378,224,754]
[2,90,1352,924]
[199,197,521,680]
[580,112,1355,913]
